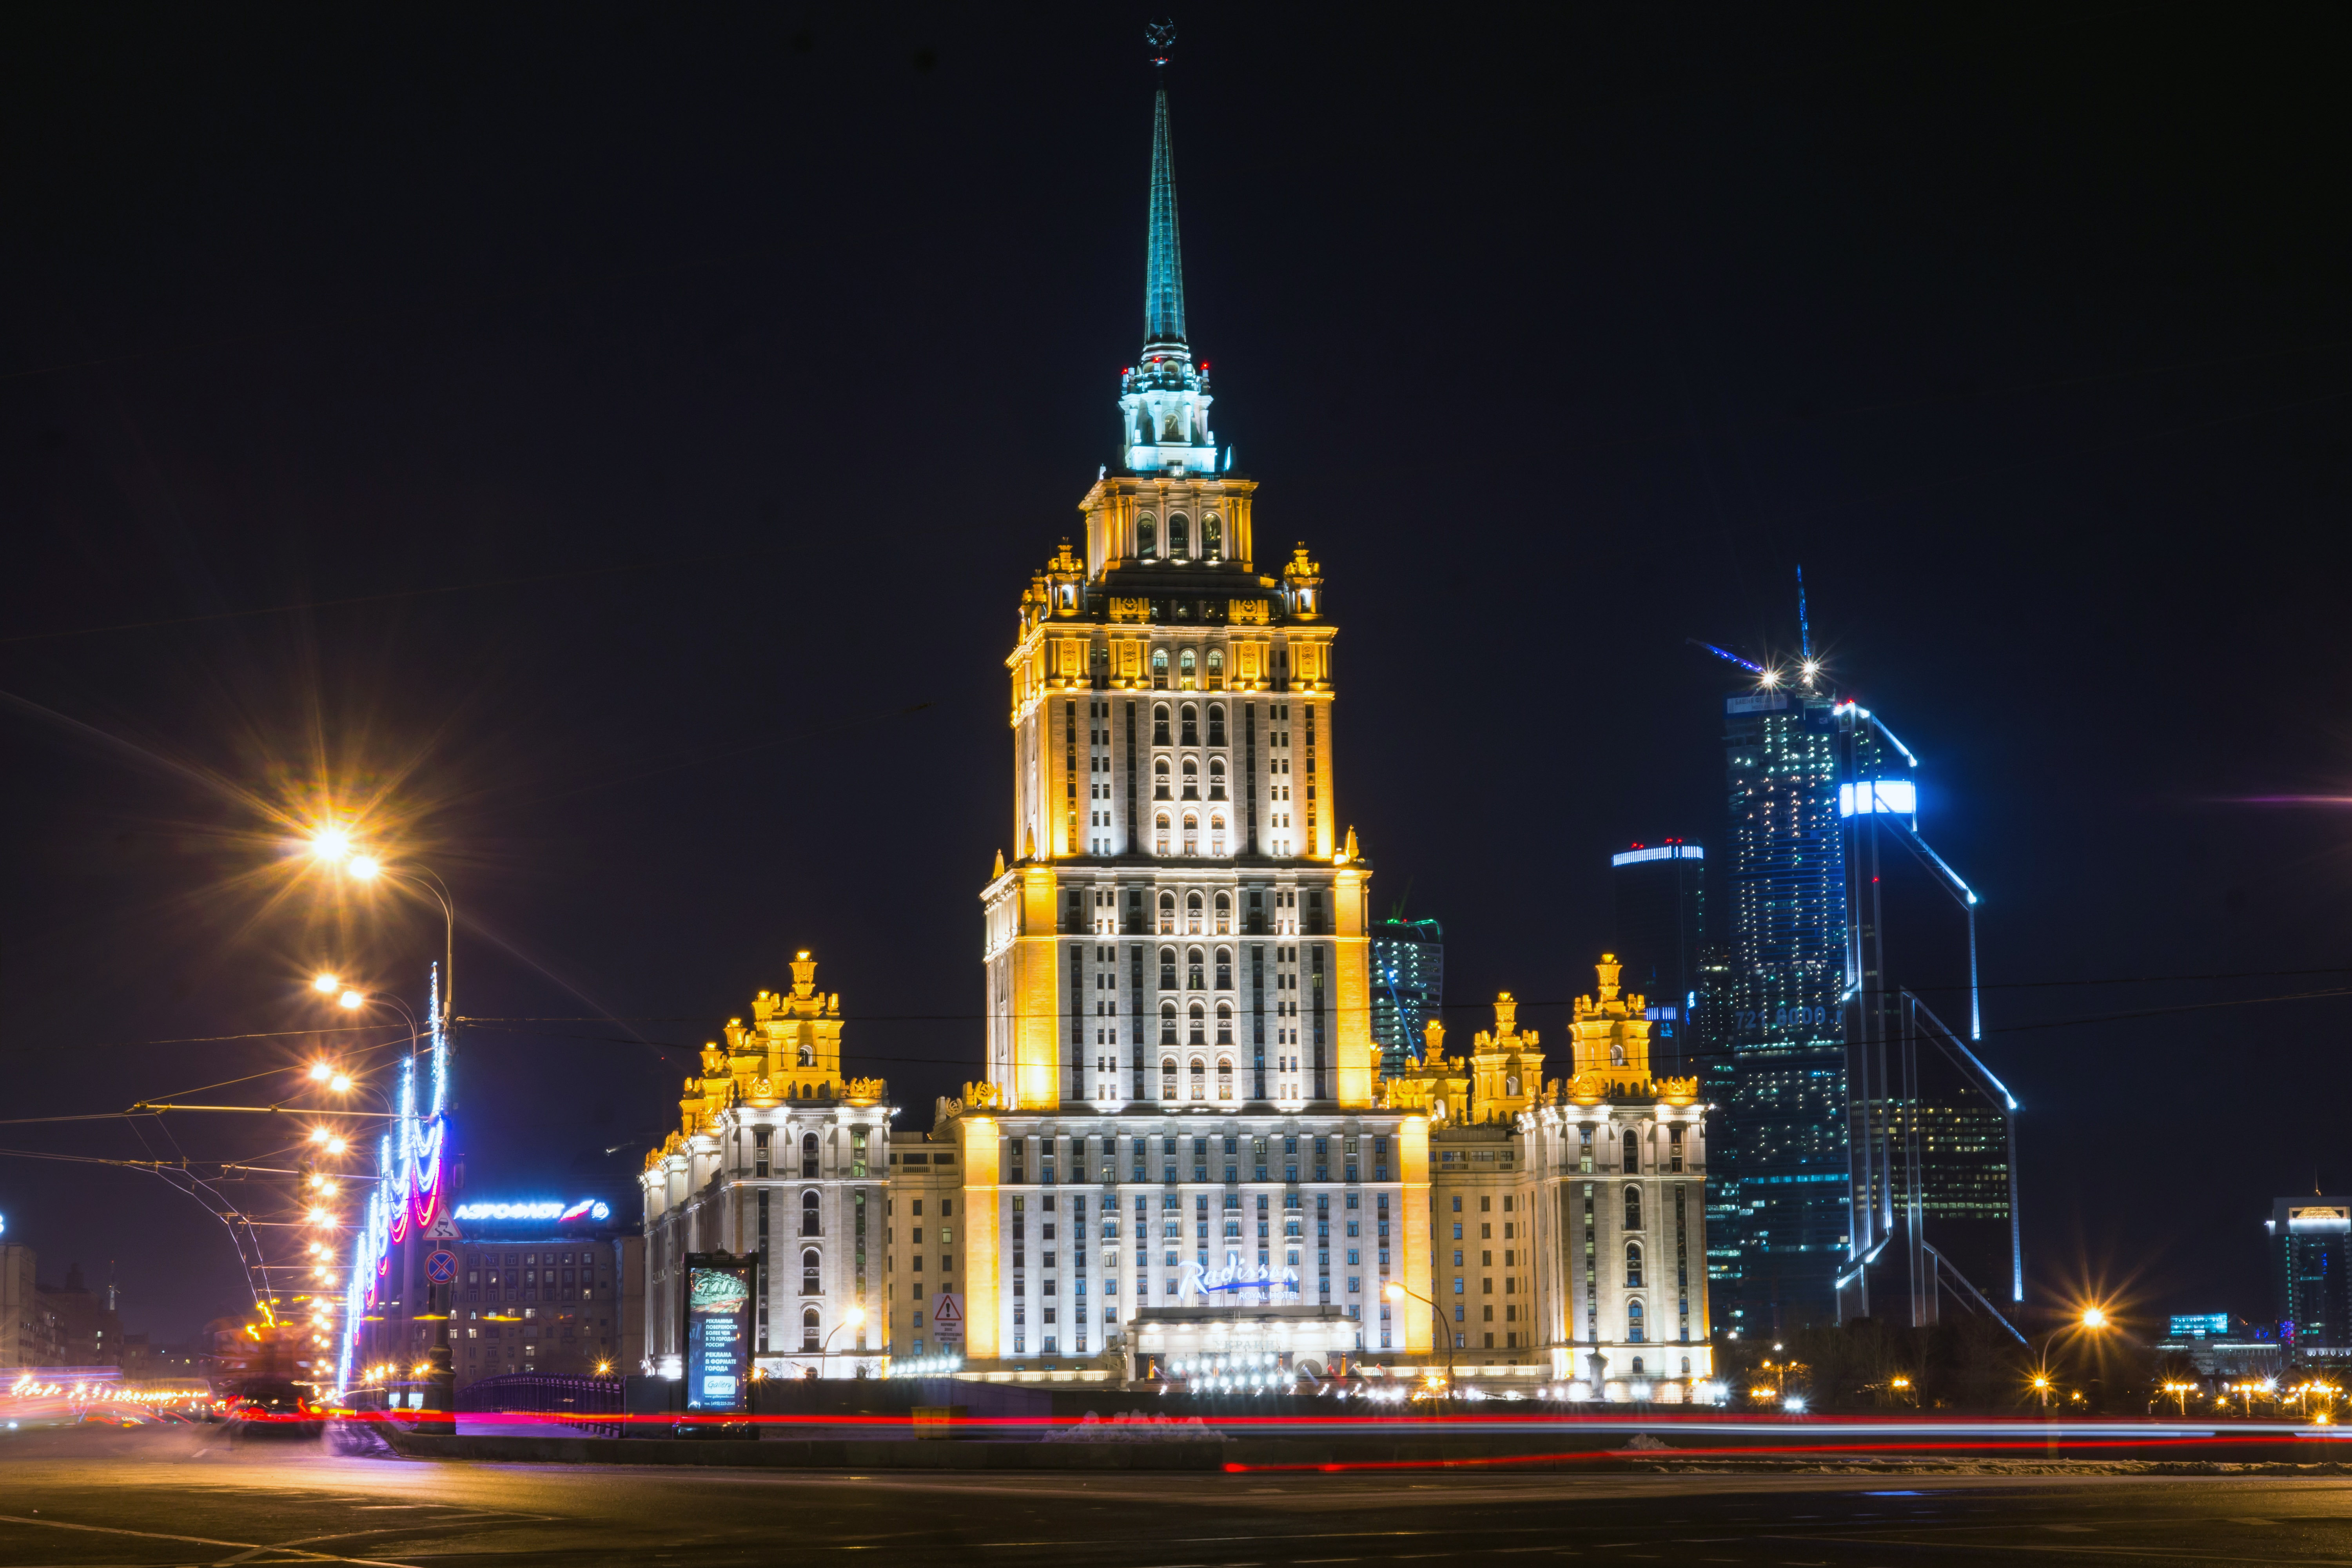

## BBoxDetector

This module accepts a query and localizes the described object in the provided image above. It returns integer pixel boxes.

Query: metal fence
[455,1374,625,1438]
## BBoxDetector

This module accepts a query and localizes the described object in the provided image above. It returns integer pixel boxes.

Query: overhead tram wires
[0,1014,418,1337]
[440,967,2352,1070]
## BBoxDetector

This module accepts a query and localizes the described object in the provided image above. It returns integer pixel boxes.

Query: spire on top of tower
[1118,21,1218,475]
[1144,24,1186,348]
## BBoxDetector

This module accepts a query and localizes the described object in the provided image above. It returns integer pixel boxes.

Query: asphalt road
[4,1423,2351,1566]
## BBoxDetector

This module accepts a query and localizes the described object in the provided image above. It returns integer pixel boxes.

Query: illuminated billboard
[451,1199,612,1223]
[682,1253,755,1417]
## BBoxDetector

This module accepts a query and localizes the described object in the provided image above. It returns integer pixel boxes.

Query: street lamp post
[821,1306,868,1367]
[304,829,460,1425]
[1384,1280,1454,1395]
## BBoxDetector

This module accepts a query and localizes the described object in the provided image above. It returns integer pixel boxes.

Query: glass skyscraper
[1370,917,1443,1076]
[1721,686,1887,1335]
[2271,1199,2352,1352]
[1610,842,1706,1076]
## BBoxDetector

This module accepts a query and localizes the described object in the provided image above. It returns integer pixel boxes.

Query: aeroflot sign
[452,1199,612,1223]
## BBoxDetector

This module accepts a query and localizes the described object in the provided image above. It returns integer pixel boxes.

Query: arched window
[801,1249,821,1296]
[1178,649,1197,688]
[1188,1003,1206,1046]
[1161,1056,1178,1098]
[1624,1185,1642,1231]
[1213,891,1231,933]
[1169,514,1190,559]
[802,1306,821,1350]
[801,1132,819,1178]
[1180,757,1199,799]
[1207,757,1227,799]
[1153,758,1171,800]
[1185,891,1204,932]
[1207,702,1226,744]
[1216,1002,1234,1045]
[1180,703,1199,745]
[1202,515,1222,559]
[1681,1356,1693,1377]
[1152,703,1171,746]
[1187,947,1205,990]
[1624,1242,1643,1287]
[1622,1130,1639,1172]
[1182,813,1199,856]
[1626,1300,1645,1344]
[797,1039,814,1067]
[1137,513,1157,557]
[1216,1055,1234,1098]
[1215,947,1232,990]
[1159,947,1177,990]
[1610,1036,1627,1066]
[1189,1055,1207,1098]
[1158,893,1176,933]
[1209,813,1225,856]
[1155,813,1172,855]
[801,1190,821,1236]
[1151,648,1169,690]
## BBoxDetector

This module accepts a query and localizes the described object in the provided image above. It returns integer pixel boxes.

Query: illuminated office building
[1370,917,1444,1076]
[1720,684,1882,1334]
[1610,842,1705,1074]
[448,1200,639,1386]
[2270,1198,2352,1354]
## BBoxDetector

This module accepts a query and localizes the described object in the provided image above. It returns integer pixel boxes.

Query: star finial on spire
[1146,18,1176,68]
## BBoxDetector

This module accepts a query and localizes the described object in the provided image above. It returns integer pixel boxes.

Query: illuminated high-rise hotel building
[636,65,1719,1401]
[959,71,1423,1369]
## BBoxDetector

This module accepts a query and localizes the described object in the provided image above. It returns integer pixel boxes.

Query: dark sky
[4,5,2349,1344]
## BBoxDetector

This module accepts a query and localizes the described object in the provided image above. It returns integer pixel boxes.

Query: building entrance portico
[1128,1303,1357,1387]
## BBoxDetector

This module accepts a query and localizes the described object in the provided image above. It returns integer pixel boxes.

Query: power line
[449,981,2352,1071]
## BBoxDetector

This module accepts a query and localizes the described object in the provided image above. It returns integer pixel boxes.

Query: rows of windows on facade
[450,1240,627,1381]
[1066,689,1313,863]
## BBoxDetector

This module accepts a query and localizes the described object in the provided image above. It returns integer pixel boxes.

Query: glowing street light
[309,830,353,866]
[820,1304,869,1360]
[312,973,340,995]
[338,989,363,1011]
[1385,1278,1457,1388]
[2080,1306,2109,1330]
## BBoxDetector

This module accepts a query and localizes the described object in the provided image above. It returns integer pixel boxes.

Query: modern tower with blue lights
[1701,631,2019,1338]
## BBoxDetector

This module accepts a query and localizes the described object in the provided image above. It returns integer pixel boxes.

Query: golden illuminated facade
[926,78,1425,1376]
[1512,958,1716,1397]
[637,953,893,1378]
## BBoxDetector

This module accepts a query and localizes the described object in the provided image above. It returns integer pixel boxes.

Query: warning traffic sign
[931,1292,963,1344]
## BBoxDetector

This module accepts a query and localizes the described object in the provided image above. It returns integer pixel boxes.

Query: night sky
[4,5,2349,1345]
